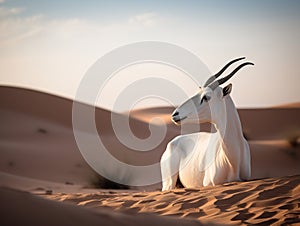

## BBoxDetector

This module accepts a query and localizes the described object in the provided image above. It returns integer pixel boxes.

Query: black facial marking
[201,95,211,104]
[172,111,179,117]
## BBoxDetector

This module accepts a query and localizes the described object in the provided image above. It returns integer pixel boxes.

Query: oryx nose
[172,111,179,117]
[172,111,182,123]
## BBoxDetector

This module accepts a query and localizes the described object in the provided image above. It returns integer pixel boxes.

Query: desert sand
[0,85,299,225]
[0,186,202,226]
[47,175,300,225]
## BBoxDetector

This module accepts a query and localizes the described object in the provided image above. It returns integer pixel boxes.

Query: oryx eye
[201,95,211,104]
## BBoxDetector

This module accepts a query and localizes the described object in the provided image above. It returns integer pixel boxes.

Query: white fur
[160,86,251,191]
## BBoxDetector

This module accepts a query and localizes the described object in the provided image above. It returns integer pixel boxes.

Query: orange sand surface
[46,175,300,225]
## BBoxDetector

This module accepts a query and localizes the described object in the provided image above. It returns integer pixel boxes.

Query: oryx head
[172,57,254,125]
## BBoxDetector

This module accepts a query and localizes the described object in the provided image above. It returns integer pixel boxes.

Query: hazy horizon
[1,0,300,111]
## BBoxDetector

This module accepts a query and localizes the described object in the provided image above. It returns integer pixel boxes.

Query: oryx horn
[208,62,254,90]
[203,57,246,87]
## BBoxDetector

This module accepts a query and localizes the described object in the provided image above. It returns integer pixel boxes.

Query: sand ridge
[47,175,300,225]
[0,186,203,226]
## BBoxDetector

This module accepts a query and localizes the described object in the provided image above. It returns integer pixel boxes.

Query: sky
[0,0,300,111]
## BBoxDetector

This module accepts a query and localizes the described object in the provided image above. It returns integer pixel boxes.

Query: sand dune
[239,108,300,141]
[0,85,299,225]
[1,86,299,184]
[273,102,300,108]
[47,175,300,225]
[0,86,177,188]
[0,187,203,226]
[129,105,300,140]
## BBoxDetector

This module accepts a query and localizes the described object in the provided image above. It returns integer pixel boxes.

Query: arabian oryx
[160,57,253,191]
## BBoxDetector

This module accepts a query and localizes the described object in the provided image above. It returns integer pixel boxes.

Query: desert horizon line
[1,84,299,112]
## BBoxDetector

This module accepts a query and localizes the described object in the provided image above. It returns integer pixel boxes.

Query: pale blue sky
[0,0,299,110]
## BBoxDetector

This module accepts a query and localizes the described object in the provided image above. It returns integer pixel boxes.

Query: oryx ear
[223,83,232,97]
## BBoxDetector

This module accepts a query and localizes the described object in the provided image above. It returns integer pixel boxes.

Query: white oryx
[161,57,253,191]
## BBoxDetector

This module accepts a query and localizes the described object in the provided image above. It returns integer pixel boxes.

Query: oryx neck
[214,96,244,149]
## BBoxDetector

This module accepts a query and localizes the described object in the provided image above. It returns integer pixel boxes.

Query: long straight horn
[208,62,254,90]
[203,57,245,87]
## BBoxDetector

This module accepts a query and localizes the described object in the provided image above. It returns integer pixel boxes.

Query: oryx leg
[160,138,181,191]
